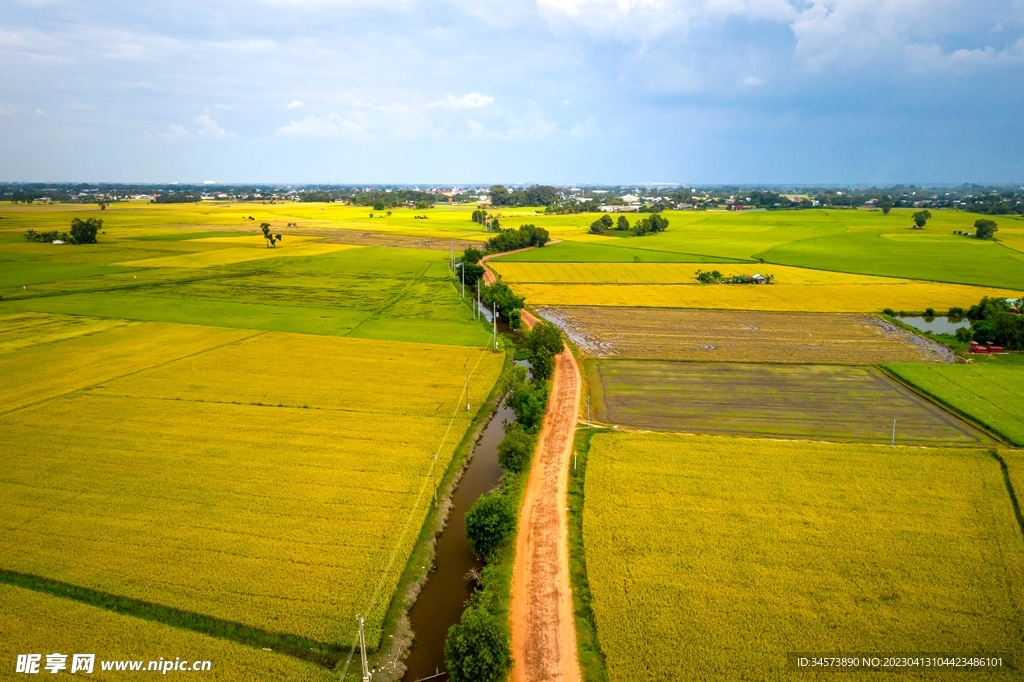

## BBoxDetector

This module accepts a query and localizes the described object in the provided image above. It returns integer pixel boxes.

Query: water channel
[400,398,515,681]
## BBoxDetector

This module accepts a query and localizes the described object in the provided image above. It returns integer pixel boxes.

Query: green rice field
[884,363,1024,446]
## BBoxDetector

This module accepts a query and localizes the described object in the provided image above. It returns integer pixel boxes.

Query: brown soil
[510,309,582,682]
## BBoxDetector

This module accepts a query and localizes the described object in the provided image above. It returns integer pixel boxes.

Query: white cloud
[0,104,16,116]
[34,108,45,115]
[194,114,234,139]
[287,100,303,108]
[72,101,96,111]
[742,75,765,86]
[275,113,369,140]
[429,92,495,109]
[569,115,599,138]
[152,123,190,141]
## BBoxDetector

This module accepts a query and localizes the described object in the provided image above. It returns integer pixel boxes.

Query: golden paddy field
[491,262,1022,313]
[0,314,503,648]
[584,432,1024,682]
[0,584,333,681]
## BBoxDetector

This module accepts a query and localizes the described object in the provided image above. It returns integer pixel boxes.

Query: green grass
[134,230,253,241]
[584,432,1024,682]
[492,240,743,263]
[0,246,492,346]
[884,363,1024,446]
[759,228,1024,290]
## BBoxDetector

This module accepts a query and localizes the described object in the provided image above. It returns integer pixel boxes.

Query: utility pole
[891,419,896,447]
[587,395,591,428]
[466,374,470,412]
[358,616,370,682]
[492,303,497,351]
[461,261,465,298]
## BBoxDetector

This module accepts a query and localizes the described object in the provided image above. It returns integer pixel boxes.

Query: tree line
[447,321,564,682]
[24,218,102,244]
[588,213,669,236]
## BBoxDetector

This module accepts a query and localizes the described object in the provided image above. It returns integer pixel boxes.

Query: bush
[974,218,998,239]
[497,423,534,473]
[955,327,973,344]
[465,492,516,561]
[484,224,550,253]
[924,307,935,317]
[589,214,613,234]
[883,308,896,317]
[69,217,102,244]
[505,366,548,431]
[372,200,386,211]
[444,607,512,682]
[481,282,525,326]
[948,306,965,318]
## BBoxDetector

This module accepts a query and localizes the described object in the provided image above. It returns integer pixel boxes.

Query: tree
[444,607,512,682]
[458,262,486,287]
[524,320,563,374]
[372,200,386,211]
[463,247,483,264]
[465,491,516,561]
[260,223,282,248]
[481,281,525,326]
[415,200,432,209]
[955,327,973,344]
[912,210,931,229]
[974,218,998,239]
[589,214,612,234]
[489,185,510,206]
[497,422,534,473]
[69,217,102,244]
[471,209,488,225]
[504,367,548,430]
[649,213,670,232]
[616,215,630,230]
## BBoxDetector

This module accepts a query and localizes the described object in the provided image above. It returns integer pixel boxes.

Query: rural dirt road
[510,307,583,682]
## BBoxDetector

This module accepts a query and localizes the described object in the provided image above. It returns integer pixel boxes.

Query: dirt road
[509,308,582,682]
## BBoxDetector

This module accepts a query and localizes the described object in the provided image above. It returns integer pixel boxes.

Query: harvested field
[584,432,1024,682]
[541,306,954,364]
[587,360,992,444]
[0,326,503,648]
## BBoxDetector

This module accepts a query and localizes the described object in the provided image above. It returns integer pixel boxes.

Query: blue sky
[1,0,1022,184]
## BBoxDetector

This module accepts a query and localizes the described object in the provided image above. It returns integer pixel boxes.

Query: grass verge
[568,427,609,682]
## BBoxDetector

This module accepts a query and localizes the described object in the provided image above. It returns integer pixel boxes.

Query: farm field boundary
[567,428,609,682]
[583,432,1024,682]
[540,306,954,364]
[0,570,345,667]
[0,584,335,682]
[585,360,993,445]
[883,363,1024,447]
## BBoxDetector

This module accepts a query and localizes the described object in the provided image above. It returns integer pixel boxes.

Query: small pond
[897,316,971,335]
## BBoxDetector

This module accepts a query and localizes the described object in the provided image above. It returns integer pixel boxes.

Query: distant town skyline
[2,0,1022,184]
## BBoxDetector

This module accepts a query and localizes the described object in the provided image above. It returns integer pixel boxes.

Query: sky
[1,0,1023,185]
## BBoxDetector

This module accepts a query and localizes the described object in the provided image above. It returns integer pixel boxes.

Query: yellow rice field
[0,312,131,356]
[508,281,1021,313]
[490,261,1023,312]
[584,432,1024,681]
[0,318,256,413]
[0,584,334,681]
[0,321,503,648]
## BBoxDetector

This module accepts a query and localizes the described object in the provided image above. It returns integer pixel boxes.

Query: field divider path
[511,308,583,682]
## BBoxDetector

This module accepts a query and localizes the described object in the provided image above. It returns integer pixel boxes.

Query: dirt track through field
[510,309,582,682]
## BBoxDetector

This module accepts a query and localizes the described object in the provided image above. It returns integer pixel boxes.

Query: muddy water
[401,403,514,681]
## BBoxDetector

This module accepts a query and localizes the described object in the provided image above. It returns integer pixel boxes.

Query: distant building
[599,205,640,213]
[620,193,640,204]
